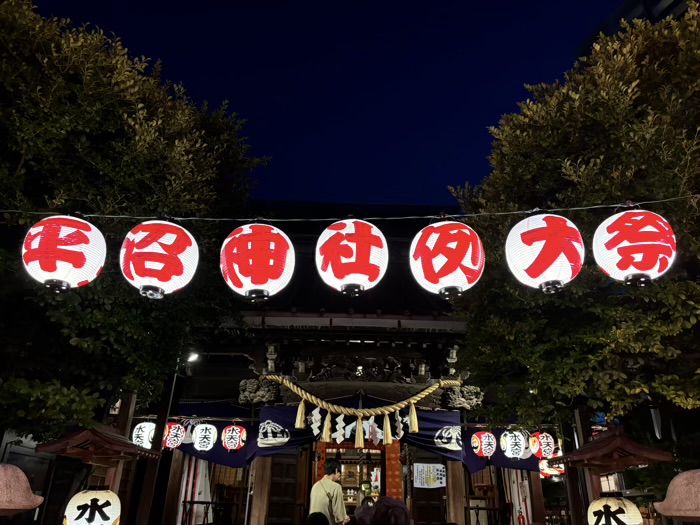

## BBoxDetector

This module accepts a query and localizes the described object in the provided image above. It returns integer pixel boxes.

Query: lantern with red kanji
[222,425,247,452]
[593,210,676,286]
[220,223,295,300]
[163,422,186,450]
[530,431,556,459]
[409,221,485,299]
[120,220,199,299]
[505,214,584,293]
[315,219,388,296]
[471,431,497,458]
[22,215,106,292]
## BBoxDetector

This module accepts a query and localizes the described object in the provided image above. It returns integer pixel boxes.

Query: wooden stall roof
[35,425,159,466]
[549,426,672,474]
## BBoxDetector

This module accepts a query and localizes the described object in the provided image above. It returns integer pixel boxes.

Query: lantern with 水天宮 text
[530,431,556,459]
[131,422,156,449]
[191,424,218,452]
[163,422,186,450]
[471,431,497,458]
[500,430,531,459]
[222,425,247,452]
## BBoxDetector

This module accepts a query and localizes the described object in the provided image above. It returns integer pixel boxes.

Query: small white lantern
[131,422,156,449]
[587,497,643,525]
[220,224,295,299]
[505,214,584,293]
[22,215,106,292]
[500,430,531,459]
[120,220,199,299]
[593,210,676,286]
[315,219,388,296]
[409,221,485,298]
[64,489,120,525]
[192,424,218,452]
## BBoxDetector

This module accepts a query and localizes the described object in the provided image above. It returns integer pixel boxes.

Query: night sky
[35,1,623,206]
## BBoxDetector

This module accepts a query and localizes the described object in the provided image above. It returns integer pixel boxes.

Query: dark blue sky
[35,1,622,206]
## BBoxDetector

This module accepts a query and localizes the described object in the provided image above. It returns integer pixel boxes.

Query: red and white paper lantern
[192,423,218,452]
[120,221,199,299]
[64,489,120,525]
[22,215,106,292]
[530,431,556,459]
[500,430,531,459]
[505,214,584,293]
[409,221,485,298]
[222,425,247,452]
[131,422,156,449]
[163,422,186,450]
[220,224,295,299]
[593,210,676,286]
[315,219,388,296]
[471,431,497,458]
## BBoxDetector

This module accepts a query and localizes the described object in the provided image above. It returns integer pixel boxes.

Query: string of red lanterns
[20,210,678,299]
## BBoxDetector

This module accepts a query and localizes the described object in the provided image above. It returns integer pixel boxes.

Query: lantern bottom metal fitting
[44,279,70,293]
[539,280,563,294]
[439,286,463,300]
[341,283,364,297]
[624,273,652,287]
[246,289,270,301]
[140,285,165,299]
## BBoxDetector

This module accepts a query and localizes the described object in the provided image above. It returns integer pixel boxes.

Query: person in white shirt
[309,459,349,525]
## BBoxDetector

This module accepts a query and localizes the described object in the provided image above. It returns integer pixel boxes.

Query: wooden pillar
[296,447,311,525]
[107,391,138,492]
[529,471,546,525]
[162,449,186,525]
[446,460,466,525]
[250,457,273,525]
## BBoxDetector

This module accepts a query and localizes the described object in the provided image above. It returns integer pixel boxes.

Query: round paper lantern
[593,210,676,286]
[220,224,295,299]
[315,219,388,296]
[163,422,186,450]
[471,431,497,458]
[530,431,556,459]
[120,220,199,299]
[409,221,485,298]
[505,214,584,293]
[500,430,531,459]
[64,489,120,525]
[587,497,643,525]
[191,424,218,452]
[131,422,156,449]
[222,425,247,452]
[22,215,106,292]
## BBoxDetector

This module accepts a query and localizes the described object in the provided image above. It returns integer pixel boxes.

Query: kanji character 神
[222,225,291,288]
[122,223,192,283]
[318,221,384,282]
[412,223,484,284]
[23,217,91,272]
[520,216,583,279]
[604,211,676,273]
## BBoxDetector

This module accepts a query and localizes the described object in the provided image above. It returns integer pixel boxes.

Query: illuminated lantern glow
[593,210,676,287]
[120,220,199,299]
[409,221,485,299]
[587,497,643,525]
[191,424,218,452]
[471,431,497,458]
[220,224,295,300]
[131,422,156,449]
[64,489,120,525]
[505,214,584,293]
[163,422,186,450]
[22,215,106,292]
[315,219,388,296]
[530,431,556,459]
[539,449,565,478]
[500,430,531,459]
[222,425,247,452]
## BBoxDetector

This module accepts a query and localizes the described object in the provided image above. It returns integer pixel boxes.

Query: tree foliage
[451,5,700,426]
[0,1,263,440]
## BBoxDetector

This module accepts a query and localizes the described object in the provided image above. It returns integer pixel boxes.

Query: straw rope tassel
[295,399,306,429]
[408,402,419,433]
[322,410,333,442]
[355,416,365,448]
[383,413,393,445]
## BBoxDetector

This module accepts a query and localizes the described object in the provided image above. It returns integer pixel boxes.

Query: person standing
[309,459,349,525]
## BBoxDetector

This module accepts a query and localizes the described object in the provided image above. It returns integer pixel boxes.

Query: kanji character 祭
[316,219,388,293]
[22,215,106,290]
[220,224,295,298]
[411,221,485,293]
[120,220,199,298]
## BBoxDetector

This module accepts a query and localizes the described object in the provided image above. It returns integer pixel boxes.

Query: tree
[0,1,263,440]
[450,4,700,427]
